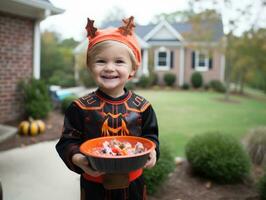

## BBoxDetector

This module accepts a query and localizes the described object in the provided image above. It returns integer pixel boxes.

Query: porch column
[33,19,41,79]
[142,49,149,76]
[179,46,185,86]
[220,54,225,82]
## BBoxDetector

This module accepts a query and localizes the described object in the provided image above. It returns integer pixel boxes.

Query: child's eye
[116,59,125,64]
[95,59,106,63]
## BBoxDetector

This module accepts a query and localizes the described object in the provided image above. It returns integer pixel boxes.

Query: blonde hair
[86,40,138,70]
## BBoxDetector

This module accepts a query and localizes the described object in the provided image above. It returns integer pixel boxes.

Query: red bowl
[80,136,155,173]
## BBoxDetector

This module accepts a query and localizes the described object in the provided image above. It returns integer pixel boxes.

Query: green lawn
[137,90,266,156]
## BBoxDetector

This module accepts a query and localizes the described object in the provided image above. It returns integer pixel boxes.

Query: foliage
[149,72,158,86]
[125,81,136,90]
[163,73,176,86]
[49,70,76,87]
[137,75,151,88]
[209,80,226,93]
[184,9,220,45]
[20,79,52,119]
[181,83,190,90]
[152,10,195,23]
[79,68,96,88]
[41,31,78,86]
[244,127,266,166]
[100,7,126,27]
[61,95,78,114]
[191,72,203,88]
[143,142,175,194]
[244,29,266,93]
[204,83,210,90]
[258,169,266,200]
[185,132,251,183]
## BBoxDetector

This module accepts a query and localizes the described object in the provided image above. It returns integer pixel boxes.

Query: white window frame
[195,50,209,72]
[155,47,170,71]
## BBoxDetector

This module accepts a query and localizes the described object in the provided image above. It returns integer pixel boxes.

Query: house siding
[184,48,223,85]
[152,46,180,86]
[0,12,33,123]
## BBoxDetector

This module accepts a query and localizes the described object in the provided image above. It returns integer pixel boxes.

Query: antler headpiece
[85,16,141,67]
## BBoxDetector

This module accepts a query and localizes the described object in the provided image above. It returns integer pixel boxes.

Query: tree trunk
[239,71,244,94]
[224,57,231,101]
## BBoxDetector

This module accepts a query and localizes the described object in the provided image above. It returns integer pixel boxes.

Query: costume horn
[85,18,97,38]
[118,16,136,36]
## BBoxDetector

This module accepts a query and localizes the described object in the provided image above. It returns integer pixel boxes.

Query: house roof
[74,18,224,54]
[103,19,224,42]
[0,0,64,19]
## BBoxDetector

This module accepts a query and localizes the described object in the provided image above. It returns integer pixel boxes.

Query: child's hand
[72,153,104,177]
[144,149,157,169]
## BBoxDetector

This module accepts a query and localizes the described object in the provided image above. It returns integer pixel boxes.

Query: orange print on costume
[101,113,129,136]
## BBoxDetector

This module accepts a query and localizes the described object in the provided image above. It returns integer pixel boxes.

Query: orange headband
[86,16,141,68]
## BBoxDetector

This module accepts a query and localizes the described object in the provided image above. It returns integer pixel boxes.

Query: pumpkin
[19,118,45,136]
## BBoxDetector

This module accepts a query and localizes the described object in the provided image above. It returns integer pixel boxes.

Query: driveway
[0,140,79,200]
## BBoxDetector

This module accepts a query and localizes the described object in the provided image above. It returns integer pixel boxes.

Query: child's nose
[105,62,115,71]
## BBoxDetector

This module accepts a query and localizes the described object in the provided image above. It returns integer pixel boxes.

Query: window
[155,47,170,70]
[195,51,209,71]
[158,52,167,66]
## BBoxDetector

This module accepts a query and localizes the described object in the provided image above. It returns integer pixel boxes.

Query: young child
[56,16,160,200]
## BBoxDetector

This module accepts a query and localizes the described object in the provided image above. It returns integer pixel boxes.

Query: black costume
[56,89,159,200]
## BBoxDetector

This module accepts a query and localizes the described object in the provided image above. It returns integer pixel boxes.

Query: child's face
[90,42,136,97]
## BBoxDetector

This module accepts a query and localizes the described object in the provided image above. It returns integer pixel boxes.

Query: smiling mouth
[101,75,119,79]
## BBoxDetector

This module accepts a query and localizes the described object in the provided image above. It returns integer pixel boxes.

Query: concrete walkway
[0,140,79,200]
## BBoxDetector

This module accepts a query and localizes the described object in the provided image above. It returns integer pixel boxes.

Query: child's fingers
[82,165,104,177]
[144,150,156,169]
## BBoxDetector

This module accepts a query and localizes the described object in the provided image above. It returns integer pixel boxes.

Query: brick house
[74,19,225,86]
[0,0,64,123]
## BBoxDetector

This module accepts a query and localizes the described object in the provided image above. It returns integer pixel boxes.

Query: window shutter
[209,57,213,70]
[170,51,174,69]
[192,51,195,69]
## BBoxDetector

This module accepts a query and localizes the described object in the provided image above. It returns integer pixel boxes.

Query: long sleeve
[141,105,160,160]
[56,103,85,174]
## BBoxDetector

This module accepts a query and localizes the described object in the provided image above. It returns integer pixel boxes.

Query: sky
[41,0,189,41]
[40,0,266,41]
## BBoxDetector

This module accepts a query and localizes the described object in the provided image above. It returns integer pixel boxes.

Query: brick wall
[0,12,34,123]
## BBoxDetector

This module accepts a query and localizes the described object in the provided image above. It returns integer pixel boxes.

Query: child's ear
[128,69,136,79]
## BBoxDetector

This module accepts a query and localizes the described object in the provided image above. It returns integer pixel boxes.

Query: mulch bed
[0,110,63,151]
[149,161,261,200]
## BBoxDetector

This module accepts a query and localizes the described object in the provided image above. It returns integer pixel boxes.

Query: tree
[100,7,127,27]
[41,31,78,87]
[177,0,266,98]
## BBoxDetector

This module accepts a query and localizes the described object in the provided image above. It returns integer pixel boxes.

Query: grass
[136,90,266,156]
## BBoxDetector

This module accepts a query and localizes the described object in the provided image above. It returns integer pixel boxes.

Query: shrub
[150,73,158,86]
[79,68,96,88]
[21,79,52,119]
[204,83,210,90]
[125,81,136,90]
[49,70,76,87]
[181,83,190,90]
[137,75,150,88]
[185,132,251,183]
[163,73,176,86]
[191,72,203,88]
[258,170,266,200]
[61,95,78,113]
[244,127,266,166]
[143,142,175,194]
[209,80,226,93]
